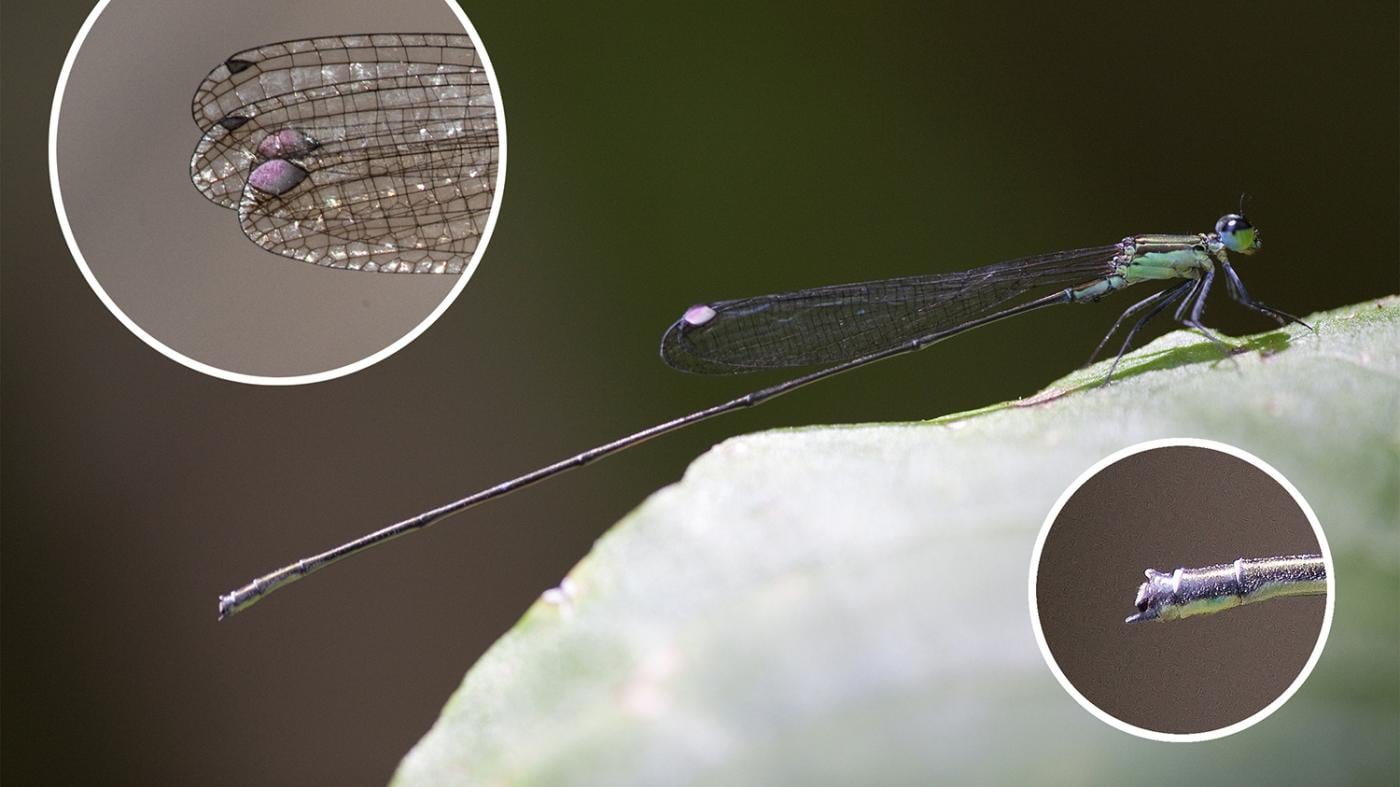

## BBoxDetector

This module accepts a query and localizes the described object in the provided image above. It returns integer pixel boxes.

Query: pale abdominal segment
[1127,554,1328,623]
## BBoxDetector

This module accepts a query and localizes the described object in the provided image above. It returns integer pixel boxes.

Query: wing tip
[659,311,755,375]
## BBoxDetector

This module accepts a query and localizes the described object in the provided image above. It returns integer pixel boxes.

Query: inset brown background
[3,1,1396,784]
[1036,445,1325,734]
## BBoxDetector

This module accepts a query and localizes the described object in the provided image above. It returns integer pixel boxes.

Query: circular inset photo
[1029,438,1332,741]
[50,0,505,383]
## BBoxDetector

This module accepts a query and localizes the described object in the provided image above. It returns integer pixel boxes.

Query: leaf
[395,297,1400,786]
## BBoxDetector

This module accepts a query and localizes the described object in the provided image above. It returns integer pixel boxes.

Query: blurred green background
[2,1,1396,783]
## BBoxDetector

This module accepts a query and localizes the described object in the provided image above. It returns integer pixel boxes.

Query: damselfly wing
[190,33,498,273]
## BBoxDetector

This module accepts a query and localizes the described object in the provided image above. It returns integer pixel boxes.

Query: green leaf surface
[396,297,1400,786]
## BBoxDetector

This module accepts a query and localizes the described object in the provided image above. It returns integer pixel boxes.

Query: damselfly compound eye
[1216,213,1260,254]
[1215,214,1249,234]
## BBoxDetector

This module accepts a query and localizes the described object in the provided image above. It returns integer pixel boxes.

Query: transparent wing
[660,246,1121,373]
[190,33,497,273]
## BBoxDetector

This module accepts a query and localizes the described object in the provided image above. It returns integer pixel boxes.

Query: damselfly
[1126,554,1327,623]
[219,209,1306,618]
[190,33,499,274]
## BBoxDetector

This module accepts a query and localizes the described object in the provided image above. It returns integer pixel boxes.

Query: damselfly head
[1216,213,1261,255]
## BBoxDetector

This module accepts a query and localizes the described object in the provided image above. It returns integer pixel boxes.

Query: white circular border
[1027,437,1336,743]
[47,0,508,386]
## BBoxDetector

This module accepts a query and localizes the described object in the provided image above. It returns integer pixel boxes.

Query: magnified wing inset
[191,33,499,273]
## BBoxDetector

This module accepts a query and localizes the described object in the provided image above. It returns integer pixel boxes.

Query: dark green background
[3,1,1396,783]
